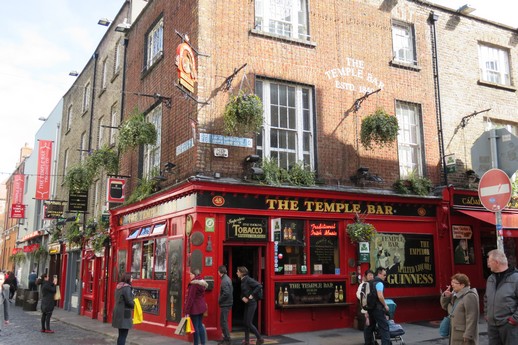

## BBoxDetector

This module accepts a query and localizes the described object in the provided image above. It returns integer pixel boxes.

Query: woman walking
[440,273,479,345]
[237,266,264,345]
[184,269,208,345]
[40,273,58,333]
[112,273,135,345]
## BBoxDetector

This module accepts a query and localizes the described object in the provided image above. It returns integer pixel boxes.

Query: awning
[456,209,518,229]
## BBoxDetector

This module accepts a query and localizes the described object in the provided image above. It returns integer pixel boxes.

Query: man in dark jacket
[218,265,233,345]
[364,267,390,345]
[237,266,264,345]
[485,249,518,345]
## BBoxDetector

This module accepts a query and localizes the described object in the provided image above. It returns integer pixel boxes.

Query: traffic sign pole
[495,211,504,251]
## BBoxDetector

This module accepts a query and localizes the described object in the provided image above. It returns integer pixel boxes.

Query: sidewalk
[52,308,487,345]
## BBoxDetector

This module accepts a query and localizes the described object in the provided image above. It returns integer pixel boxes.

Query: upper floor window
[82,83,91,113]
[101,58,108,90]
[396,101,424,178]
[62,149,69,185]
[143,105,162,177]
[97,116,105,149]
[110,103,118,146]
[256,79,314,170]
[66,105,73,131]
[478,43,511,86]
[392,21,416,65]
[114,38,122,74]
[80,132,88,162]
[146,18,164,68]
[255,0,309,41]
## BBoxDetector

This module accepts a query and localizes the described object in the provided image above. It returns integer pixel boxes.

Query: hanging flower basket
[360,108,399,149]
[346,221,377,243]
[118,111,158,153]
[223,92,263,135]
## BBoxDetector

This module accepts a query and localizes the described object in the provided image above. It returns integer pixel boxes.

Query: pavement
[49,307,490,345]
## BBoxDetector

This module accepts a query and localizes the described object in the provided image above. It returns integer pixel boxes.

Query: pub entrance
[227,244,265,334]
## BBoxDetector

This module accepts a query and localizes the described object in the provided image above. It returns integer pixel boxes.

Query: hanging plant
[346,213,377,243]
[118,110,158,153]
[86,145,119,177]
[91,232,110,253]
[65,164,93,193]
[223,92,263,135]
[65,222,84,246]
[10,251,26,265]
[31,246,49,261]
[125,168,162,205]
[393,172,433,196]
[360,108,399,149]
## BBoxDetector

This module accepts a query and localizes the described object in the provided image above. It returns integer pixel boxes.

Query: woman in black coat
[40,273,57,333]
[112,272,134,345]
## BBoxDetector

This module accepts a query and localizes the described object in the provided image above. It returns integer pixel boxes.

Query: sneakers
[256,338,265,345]
[40,330,46,333]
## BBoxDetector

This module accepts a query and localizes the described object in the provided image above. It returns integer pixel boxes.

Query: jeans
[191,313,206,345]
[220,305,231,341]
[244,299,261,342]
[117,328,129,345]
[364,308,390,345]
[41,311,53,331]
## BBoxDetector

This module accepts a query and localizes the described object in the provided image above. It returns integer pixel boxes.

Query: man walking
[364,267,390,345]
[485,249,518,345]
[217,265,233,345]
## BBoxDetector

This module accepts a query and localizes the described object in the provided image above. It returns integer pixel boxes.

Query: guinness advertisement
[198,193,436,217]
[226,216,268,242]
[371,233,435,287]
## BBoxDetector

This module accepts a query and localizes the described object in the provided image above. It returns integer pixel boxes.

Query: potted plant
[258,158,315,186]
[346,214,377,243]
[393,172,433,196]
[360,108,399,149]
[118,110,158,153]
[223,92,263,135]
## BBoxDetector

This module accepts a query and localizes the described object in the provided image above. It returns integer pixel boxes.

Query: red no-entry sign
[478,168,512,212]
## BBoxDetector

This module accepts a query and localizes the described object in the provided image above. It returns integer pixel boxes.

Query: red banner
[10,203,25,218]
[11,248,22,255]
[35,140,53,200]
[12,174,24,204]
[23,243,40,253]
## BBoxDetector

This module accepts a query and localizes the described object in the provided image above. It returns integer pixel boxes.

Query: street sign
[478,168,512,212]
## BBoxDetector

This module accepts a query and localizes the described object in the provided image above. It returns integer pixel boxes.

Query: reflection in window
[130,237,167,280]
[155,238,167,280]
[275,219,305,275]
[131,242,142,279]
[142,240,154,279]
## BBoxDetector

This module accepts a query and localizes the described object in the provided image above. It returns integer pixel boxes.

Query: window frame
[254,0,310,41]
[146,18,164,69]
[396,101,424,178]
[391,21,416,65]
[110,103,118,146]
[129,234,167,280]
[66,105,73,131]
[113,38,122,75]
[143,104,162,177]
[80,132,88,162]
[82,83,91,113]
[101,58,108,91]
[478,43,511,86]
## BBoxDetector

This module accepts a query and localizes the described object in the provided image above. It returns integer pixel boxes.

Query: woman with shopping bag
[184,268,208,345]
[112,273,135,345]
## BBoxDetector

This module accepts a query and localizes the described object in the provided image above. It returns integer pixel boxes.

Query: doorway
[226,245,265,334]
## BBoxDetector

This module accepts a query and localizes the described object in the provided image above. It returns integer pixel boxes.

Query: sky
[0,0,516,182]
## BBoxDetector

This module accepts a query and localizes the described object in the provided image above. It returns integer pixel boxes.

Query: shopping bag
[54,285,61,301]
[133,298,143,324]
[185,316,195,334]
[175,316,188,335]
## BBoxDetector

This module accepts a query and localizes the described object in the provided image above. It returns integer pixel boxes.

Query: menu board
[309,221,338,274]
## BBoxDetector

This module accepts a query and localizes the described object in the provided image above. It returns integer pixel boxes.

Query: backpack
[360,280,378,310]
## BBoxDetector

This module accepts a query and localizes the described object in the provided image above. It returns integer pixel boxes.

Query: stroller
[375,299,405,345]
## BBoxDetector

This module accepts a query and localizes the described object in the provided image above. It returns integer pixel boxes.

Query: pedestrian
[364,267,390,345]
[236,266,264,345]
[217,265,233,345]
[40,273,58,333]
[28,270,38,291]
[5,271,17,301]
[485,249,518,345]
[112,272,135,345]
[184,268,208,345]
[0,272,10,331]
[440,273,479,344]
[356,269,374,328]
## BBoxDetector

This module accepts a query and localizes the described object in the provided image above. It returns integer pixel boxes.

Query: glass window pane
[279,130,287,149]
[270,130,278,148]
[280,107,288,128]
[289,108,296,129]
[270,84,278,104]
[271,105,279,127]
[288,87,295,107]
[288,131,296,149]
[279,86,287,106]
[154,238,167,280]
[142,240,154,279]
[131,242,142,279]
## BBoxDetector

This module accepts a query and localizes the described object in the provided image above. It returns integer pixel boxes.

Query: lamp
[38,117,47,121]
[466,170,480,183]
[245,154,261,163]
[250,167,264,177]
[350,167,384,185]
[164,162,176,173]
[69,71,79,77]
[98,18,112,26]
[457,4,476,15]
[115,18,131,33]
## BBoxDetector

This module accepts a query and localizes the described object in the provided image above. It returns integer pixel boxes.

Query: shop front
[109,180,447,339]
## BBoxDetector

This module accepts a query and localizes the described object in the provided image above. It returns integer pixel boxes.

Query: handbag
[439,316,451,337]
[54,285,61,301]
[133,297,143,324]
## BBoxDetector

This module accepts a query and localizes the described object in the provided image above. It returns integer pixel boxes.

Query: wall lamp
[250,167,264,177]
[164,162,176,172]
[98,18,112,26]
[245,154,261,163]
[38,117,47,121]
[457,4,476,15]
[350,167,384,185]
[465,170,480,183]
[115,18,131,33]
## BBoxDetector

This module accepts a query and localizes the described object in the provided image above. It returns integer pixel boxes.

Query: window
[114,38,122,74]
[392,21,416,65]
[82,83,91,113]
[256,79,314,170]
[143,104,162,177]
[93,179,101,219]
[146,18,164,68]
[479,44,511,86]
[255,0,309,40]
[130,237,167,280]
[101,58,108,90]
[62,149,68,184]
[66,105,73,131]
[97,116,104,149]
[80,132,88,162]
[396,101,424,178]
[110,103,118,145]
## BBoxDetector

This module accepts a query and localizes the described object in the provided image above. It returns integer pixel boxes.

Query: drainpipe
[429,12,448,186]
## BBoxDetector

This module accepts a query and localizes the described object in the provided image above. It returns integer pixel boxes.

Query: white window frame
[392,21,416,65]
[143,105,162,177]
[66,105,73,131]
[101,58,108,90]
[110,103,118,146]
[97,116,105,149]
[255,0,309,40]
[80,132,88,162]
[478,43,511,86]
[114,38,122,74]
[396,101,423,178]
[82,83,91,113]
[256,79,314,170]
[93,179,101,219]
[146,18,164,68]
[62,149,69,185]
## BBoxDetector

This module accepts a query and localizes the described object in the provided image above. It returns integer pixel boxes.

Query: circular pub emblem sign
[212,196,225,207]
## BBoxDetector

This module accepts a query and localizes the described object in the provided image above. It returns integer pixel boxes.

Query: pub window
[275,219,306,275]
[309,221,339,274]
[129,224,168,280]
[131,242,142,279]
